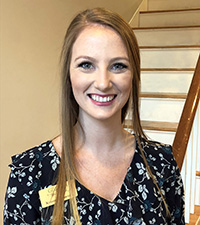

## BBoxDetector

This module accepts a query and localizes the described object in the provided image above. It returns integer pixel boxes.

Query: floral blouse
[4,138,185,224]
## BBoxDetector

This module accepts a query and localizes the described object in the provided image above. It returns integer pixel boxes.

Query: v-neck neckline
[76,144,138,203]
[50,136,138,203]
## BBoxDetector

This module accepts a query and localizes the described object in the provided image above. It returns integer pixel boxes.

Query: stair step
[124,120,178,132]
[140,45,200,49]
[140,98,185,122]
[142,121,178,132]
[148,0,200,11]
[139,9,200,27]
[141,71,193,93]
[141,8,200,14]
[141,47,200,69]
[134,25,200,30]
[133,26,200,46]
[141,68,195,71]
[140,92,187,99]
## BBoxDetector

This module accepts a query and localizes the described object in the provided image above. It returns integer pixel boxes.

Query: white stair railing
[181,102,200,223]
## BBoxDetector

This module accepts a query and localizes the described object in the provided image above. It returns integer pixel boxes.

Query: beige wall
[0,0,142,222]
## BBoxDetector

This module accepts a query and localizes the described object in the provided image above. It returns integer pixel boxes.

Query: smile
[89,94,116,103]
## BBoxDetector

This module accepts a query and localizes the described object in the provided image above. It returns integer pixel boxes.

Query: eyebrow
[110,57,130,64]
[74,56,130,63]
[74,56,97,63]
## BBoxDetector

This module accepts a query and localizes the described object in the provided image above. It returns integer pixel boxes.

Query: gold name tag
[39,182,78,208]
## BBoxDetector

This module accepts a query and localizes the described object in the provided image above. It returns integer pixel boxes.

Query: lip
[88,93,117,106]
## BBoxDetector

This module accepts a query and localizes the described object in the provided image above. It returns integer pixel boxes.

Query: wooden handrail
[173,54,200,171]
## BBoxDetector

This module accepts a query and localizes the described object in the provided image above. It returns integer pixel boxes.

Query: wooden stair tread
[140,45,200,49]
[141,68,195,71]
[140,8,200,14]
[140,92,187,99]
[124,120,178,132]
[133,25,200,30]
[141,121,178,132]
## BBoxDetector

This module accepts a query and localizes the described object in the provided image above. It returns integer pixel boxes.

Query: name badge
[39,181,78,208]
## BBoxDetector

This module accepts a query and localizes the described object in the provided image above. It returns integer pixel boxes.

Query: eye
[111,63,128,72]
[78,61,94,71]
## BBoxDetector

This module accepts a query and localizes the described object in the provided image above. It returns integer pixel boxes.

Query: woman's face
[70,25,132,122]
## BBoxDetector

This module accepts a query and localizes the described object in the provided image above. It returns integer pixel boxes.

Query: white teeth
[90,95,115,103]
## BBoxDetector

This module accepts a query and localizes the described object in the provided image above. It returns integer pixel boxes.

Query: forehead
[71,24,128,57]
[79,24,119,36]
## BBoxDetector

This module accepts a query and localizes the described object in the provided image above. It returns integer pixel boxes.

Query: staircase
[128,0,200,223]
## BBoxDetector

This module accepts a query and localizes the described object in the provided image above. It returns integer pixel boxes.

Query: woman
[4,8,185,224]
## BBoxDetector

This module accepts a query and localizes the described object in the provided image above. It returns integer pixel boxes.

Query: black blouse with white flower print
[4,138,185,224]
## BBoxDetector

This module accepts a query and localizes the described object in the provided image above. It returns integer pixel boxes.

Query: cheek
[70,69,82,91]
[70,71,90,100]
[70,71,81,101]
[120,75,132,95]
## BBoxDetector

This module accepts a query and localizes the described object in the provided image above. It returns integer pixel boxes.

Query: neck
[75,112,127,155]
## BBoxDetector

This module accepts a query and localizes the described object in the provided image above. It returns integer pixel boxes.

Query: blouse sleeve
[164,149,185,224]
[3,153,42,224]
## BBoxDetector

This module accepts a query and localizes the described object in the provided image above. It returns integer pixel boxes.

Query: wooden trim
[133,25,200,30]
[140,45,200,49]
[186,205,200,225]
[140,92,187,99]
[173,55,200,171]
[140,8,200,14]
[141,68,195,72]
[124,120,178,132]
[196,171,200,177]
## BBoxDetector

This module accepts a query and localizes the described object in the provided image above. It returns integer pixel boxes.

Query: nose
[94,69,112,91]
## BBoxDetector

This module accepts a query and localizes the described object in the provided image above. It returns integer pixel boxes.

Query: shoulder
[9,140,60,189]
[138,138,179,183]
[4,141,60,223]
[140,138,174,162]
[11,140,58,166]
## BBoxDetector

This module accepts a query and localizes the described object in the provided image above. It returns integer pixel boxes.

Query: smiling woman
[70,25,132,121]
[3,8,185,225]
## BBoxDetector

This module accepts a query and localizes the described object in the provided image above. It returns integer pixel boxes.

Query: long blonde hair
[52,8,169,224]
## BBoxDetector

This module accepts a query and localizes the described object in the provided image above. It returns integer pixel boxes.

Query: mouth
[88,94,117,103]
